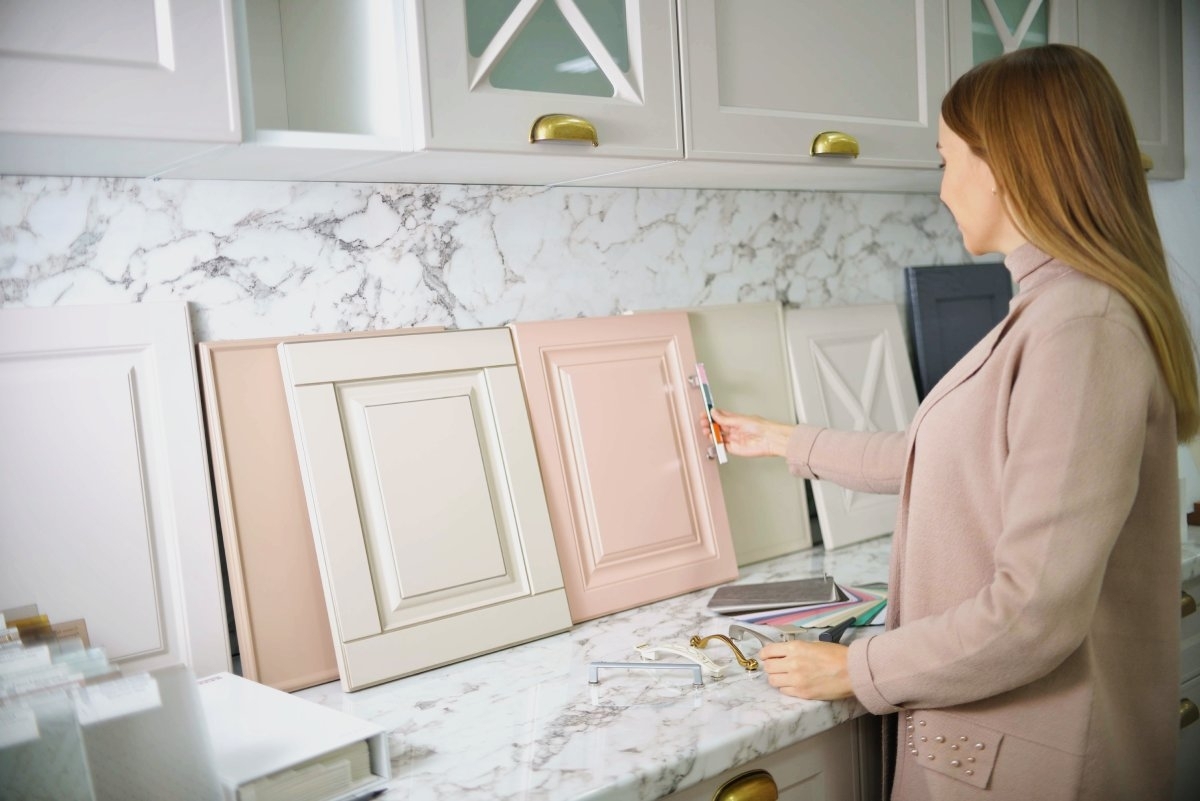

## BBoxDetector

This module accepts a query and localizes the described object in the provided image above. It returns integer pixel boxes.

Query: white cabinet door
[509,312,737,622]
[0,0,240,176]
[418,0,681,159]
[0,303,230,678]
[680,0,948,168]
[279,328,572,691]
[784,305,919,550]
[948,0,1182,179]
[683,302,813,564]
[1077,0,1183,178]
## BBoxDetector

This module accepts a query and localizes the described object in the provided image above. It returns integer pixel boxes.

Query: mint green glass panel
[972,0,1049,64]
[465,0,629,97]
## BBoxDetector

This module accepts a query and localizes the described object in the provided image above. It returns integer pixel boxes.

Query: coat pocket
[904,708,1002,790]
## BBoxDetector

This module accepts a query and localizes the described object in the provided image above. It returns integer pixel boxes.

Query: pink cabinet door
[510,312,737,622]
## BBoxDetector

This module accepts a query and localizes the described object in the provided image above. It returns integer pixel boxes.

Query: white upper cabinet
[679,0,949,170]
[165,0,681,183]
[0,0,240,177]
[949,0,1182,179]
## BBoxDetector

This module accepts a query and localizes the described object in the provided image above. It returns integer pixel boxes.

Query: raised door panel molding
[0,0,239,141]
[784,304,920,550]
[510,312,737,622]
[681,0,948,167]
[684,302,813,564]
[278,328,571,691]
[197,326,441,692]
[0,302,229,677]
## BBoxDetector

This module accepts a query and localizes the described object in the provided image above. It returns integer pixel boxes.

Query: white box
[196,672,389,801]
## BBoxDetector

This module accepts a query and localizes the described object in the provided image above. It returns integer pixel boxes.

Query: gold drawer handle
[530,114,598,146]
[1182,698,1199,729]
[1140,152,1154,172]
[691,634,759,671]
[713,768,779,801]
[1183,591,1196,619]
[810,130,859,158]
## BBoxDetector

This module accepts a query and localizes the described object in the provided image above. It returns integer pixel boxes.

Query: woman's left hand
[758,641,855,701]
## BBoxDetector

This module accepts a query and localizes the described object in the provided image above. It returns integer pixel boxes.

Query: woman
[714,44,1198,800]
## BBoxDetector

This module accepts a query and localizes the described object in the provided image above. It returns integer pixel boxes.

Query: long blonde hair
[942,44,1198,441]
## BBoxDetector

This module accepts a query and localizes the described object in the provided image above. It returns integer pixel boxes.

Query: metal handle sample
[1182,698,1199,729]
[713,769,779,801]
[530,114,599,146]
[690,634,759,671]
[588,661,704,687]
[809,130,859,158]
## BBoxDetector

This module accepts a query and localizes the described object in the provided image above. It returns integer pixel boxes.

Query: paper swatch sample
[707,576,844,613]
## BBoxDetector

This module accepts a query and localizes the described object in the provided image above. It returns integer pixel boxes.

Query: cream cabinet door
[680,0,948,168]
[0,0,239,176]
[684,302,813,564]
[279,328,571,691]
[510,312,737,622]
[418,0,682,159]
[784,305,919,550]
[0,303,230,678]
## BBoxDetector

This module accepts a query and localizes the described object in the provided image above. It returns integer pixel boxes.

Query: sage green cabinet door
[279,328,571,691]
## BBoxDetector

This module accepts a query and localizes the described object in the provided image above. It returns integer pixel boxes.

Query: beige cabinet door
[684,302,813,564]
[510,312,737,622]
[197,327,440,692]
[278,328,571,691]
[680,0,948,168]
[0,302,230,677]
[784,304,919,550]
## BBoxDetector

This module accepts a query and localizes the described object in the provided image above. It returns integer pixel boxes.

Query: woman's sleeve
[785,424,907,495]
[846,315,1157,714]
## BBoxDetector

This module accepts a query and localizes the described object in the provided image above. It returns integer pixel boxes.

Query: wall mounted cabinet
[510,312,737,621]
[0,0,240,177]
[0,0,1182,188]
[278,327,571,691]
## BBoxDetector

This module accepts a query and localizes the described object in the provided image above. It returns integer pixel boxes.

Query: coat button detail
[918,720,926,726]
[906,724,914,731]
[911,749,919,755]
[967,757,976,763]
[927,754,935,761]
[950,760,961,768]
[950,744,959,750]
[959,736,968,741]
[965,769,975,776]
[920,736,927,742]
[974,743,985,750]
[934,736,945,743]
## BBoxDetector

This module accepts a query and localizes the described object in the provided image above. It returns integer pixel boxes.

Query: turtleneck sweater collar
[1003,242,1074,293]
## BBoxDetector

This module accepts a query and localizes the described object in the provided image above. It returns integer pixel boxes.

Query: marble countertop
[292,535,893,801]
[292,529,1200,801]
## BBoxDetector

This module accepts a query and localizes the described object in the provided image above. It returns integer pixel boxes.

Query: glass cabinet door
[420,0,682,159]
[949,0,1078,78]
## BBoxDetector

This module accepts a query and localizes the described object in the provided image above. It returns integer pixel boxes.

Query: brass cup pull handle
[530,114,599,146]
[713,769,779,801]
[1182,590,1196,618]
[1140,152,1154,172]
[690,634,759,671]
[1182,698,1199,729]
[810,130,860,158]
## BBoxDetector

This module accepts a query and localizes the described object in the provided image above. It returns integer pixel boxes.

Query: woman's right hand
[710,409,794,459]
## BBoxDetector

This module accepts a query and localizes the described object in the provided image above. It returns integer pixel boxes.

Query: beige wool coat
[786,244,1181,800]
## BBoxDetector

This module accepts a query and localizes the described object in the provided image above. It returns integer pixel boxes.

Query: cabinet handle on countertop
[530,114,598,146]
[691,634,759,671]
[1182,699,1199,729]
[1183,591,1196,619]
[810,131,859,158]
[713,769,779,801]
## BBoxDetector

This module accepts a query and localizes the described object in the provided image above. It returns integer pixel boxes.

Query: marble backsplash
[0,176,972,342]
